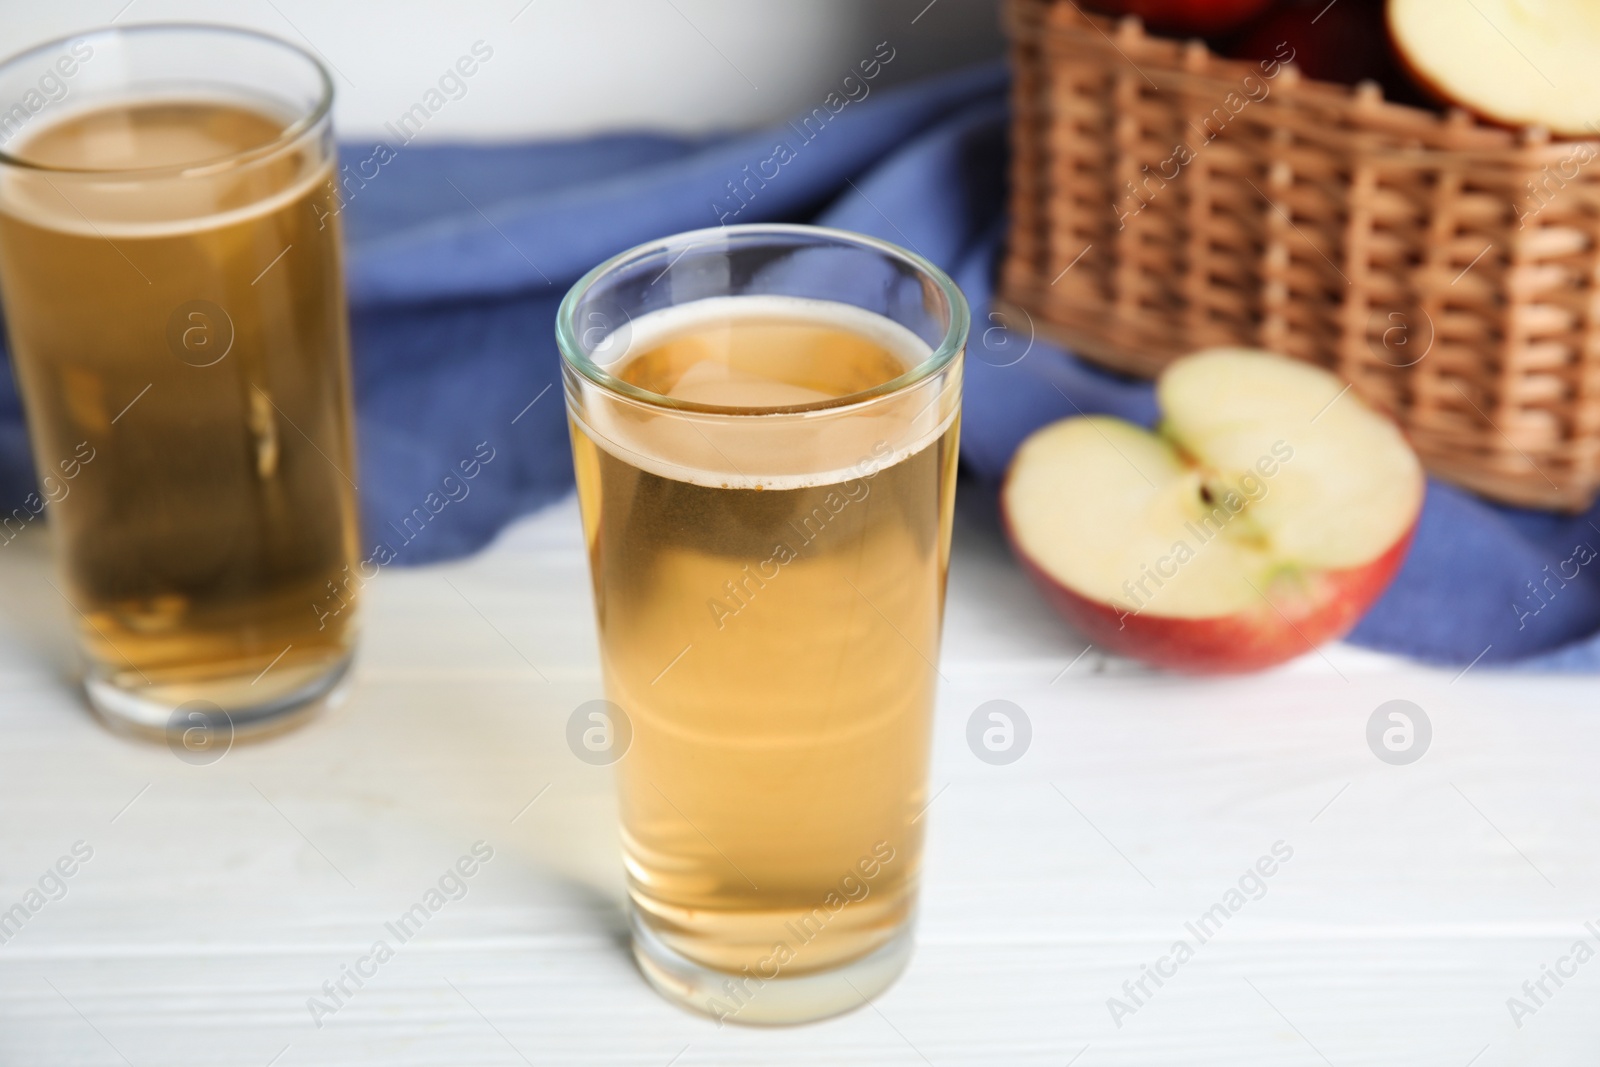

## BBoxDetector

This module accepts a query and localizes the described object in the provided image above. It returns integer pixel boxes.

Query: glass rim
[0,22,334,178]
[555,222,970,417]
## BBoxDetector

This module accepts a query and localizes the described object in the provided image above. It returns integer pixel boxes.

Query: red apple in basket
[1084,0,1276,37]
[1227,0,1430,105]
[1389,0,1600,136]
[1002,350,1424,674]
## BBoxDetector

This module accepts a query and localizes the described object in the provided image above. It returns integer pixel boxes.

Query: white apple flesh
[1390,0,1600,136]
[1003,350,1424,674]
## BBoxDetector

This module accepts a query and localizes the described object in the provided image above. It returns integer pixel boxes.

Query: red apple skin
[1227,0,1433,107]
[1003,516,1417,675]
[1228,0,1387,86]
[1084,0,1277,37]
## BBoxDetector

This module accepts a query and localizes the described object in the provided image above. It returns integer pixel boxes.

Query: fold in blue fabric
[2,62,1598,668]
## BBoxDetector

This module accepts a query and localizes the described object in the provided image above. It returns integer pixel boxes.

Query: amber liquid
[571,298,959,980]
[0,100,358,701]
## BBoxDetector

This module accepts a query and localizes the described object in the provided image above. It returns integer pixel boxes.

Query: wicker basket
[999,0,1600,511]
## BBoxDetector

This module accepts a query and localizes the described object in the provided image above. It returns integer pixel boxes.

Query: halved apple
[1002,350,1424,674]
[1390,0,1600,136]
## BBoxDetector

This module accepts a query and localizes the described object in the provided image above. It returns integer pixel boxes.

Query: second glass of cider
[0,26,359,742]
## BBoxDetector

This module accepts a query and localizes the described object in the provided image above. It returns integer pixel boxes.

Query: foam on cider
[0,95,328,239]
[570,295,953,491]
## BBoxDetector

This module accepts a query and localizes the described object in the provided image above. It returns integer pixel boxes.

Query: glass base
[629,903,915,1026]
[85,649,354,744]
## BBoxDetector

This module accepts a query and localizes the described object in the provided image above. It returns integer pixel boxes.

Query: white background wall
[0,0,1006,140]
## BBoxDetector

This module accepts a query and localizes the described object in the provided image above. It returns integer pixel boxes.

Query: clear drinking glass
[0,25,359,741]
[558,223,967,1024]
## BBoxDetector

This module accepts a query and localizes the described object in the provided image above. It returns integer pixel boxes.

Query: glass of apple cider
[558,224,967,1024]
[0,26,358,740]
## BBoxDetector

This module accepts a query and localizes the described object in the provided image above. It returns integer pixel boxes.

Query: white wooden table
[1,494,1595,1066]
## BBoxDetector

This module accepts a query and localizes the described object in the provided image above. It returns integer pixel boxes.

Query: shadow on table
[0,524,80,686]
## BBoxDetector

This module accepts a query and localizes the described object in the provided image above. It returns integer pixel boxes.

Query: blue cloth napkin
[2,62,1597,669]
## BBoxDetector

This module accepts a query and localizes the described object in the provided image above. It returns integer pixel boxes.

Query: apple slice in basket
[1390,0,1600,136]
[1002,350,1424,674]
